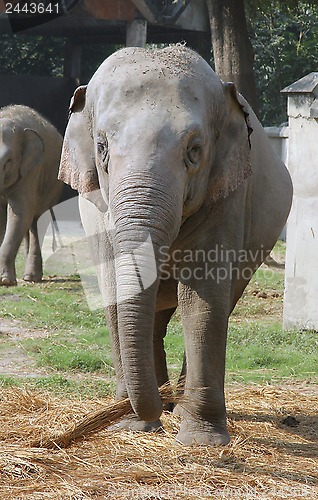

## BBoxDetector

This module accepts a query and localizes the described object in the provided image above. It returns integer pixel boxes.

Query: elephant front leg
[0,204,33,286]
[176,281,230,446]
[0,200,7,245]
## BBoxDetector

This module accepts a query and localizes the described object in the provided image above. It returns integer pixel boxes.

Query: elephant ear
[59,86,106,211]
[20,129,44,177]
[207,82,253,203]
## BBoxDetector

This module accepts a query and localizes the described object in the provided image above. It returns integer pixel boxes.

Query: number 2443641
[5,2,62,15]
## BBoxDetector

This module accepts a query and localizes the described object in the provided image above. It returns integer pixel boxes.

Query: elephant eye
[185,137,203,171]
[188,145,201,164]
[97,140,110,174]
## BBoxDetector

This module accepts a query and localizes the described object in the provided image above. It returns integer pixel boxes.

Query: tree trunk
[207,0,259,116]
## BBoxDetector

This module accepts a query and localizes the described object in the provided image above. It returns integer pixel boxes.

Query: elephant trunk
[110,172,182,422]
[0,161,6,195]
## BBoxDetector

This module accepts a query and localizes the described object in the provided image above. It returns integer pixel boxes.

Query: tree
[1,2,318,125]
[206,0,259,115]
[0,34,65,76]
[0,34,117,82]
[249,1,318,125]
[207,0,318,123]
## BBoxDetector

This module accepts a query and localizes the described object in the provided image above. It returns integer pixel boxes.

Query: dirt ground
[0,318,50,378]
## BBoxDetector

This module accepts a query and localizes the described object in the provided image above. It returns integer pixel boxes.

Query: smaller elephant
[0,105,63,285]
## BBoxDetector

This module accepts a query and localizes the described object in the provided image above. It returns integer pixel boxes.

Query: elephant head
[0,121,44,195]
[59,46,252,422]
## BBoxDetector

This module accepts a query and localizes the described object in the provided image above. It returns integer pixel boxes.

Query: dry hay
[0,384,317,499]
[31,384,175,450]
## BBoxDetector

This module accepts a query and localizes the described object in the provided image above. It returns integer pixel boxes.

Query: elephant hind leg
[154,307,176,412]
[172,353,186,416]
[23,220,43,282]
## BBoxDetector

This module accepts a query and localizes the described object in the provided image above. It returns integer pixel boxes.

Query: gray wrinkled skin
[0,105,63,285]
[59,46,293,445]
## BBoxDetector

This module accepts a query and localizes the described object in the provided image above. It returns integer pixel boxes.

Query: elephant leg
[154,307,176,386]
[23,219,43,282]
[172,353,187,417]
[175,280,231,446]
[23,232,30,256]
[0,202,7,246]
[154,307,176,411]
[0,203,33,286]
[174,352,187,404]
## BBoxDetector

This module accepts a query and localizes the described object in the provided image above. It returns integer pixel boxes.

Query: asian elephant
[0,105,63,285]
[59,46,293,445]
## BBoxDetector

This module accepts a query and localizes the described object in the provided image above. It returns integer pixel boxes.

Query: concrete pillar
[126,19,147,47]
[282,73,318,330]
[264,126,289,166]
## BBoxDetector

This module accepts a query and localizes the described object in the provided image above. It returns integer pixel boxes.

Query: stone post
[126,18,147,47]
[281,73,318,330]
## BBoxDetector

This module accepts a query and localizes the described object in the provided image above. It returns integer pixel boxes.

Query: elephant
[59,45,293,445]
[0,105,63,285]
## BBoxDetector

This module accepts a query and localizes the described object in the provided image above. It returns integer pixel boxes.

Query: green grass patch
[165,316,318,384]
[0,374,115,398]
[23,329,112,373]
[0,276,104,331]
[0,375,20,388]
[227,321,318,383]
[1,242,317,395]
[165,316,184,382]
[0,274,113,378]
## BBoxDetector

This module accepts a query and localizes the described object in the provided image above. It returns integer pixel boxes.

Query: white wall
[282,74,318,330]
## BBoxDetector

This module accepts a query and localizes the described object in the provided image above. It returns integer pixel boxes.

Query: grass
[164,314,318,385]
[0,373,115,398]
[227,323,317,383]
[0,242,317,396]
[0,276,102,330]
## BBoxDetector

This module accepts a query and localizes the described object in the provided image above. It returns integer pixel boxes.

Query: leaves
[0,35,65,76]
[249,1,318,124]
[1,2,318,125]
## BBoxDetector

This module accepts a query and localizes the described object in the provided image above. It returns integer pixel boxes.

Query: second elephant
[0,105,63,285]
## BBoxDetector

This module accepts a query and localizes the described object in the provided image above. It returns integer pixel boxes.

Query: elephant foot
[109,413,163,433]
[23,273,42,283]
[0,274,17,286]
[174,406,230,446]
[172,404,183,417]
